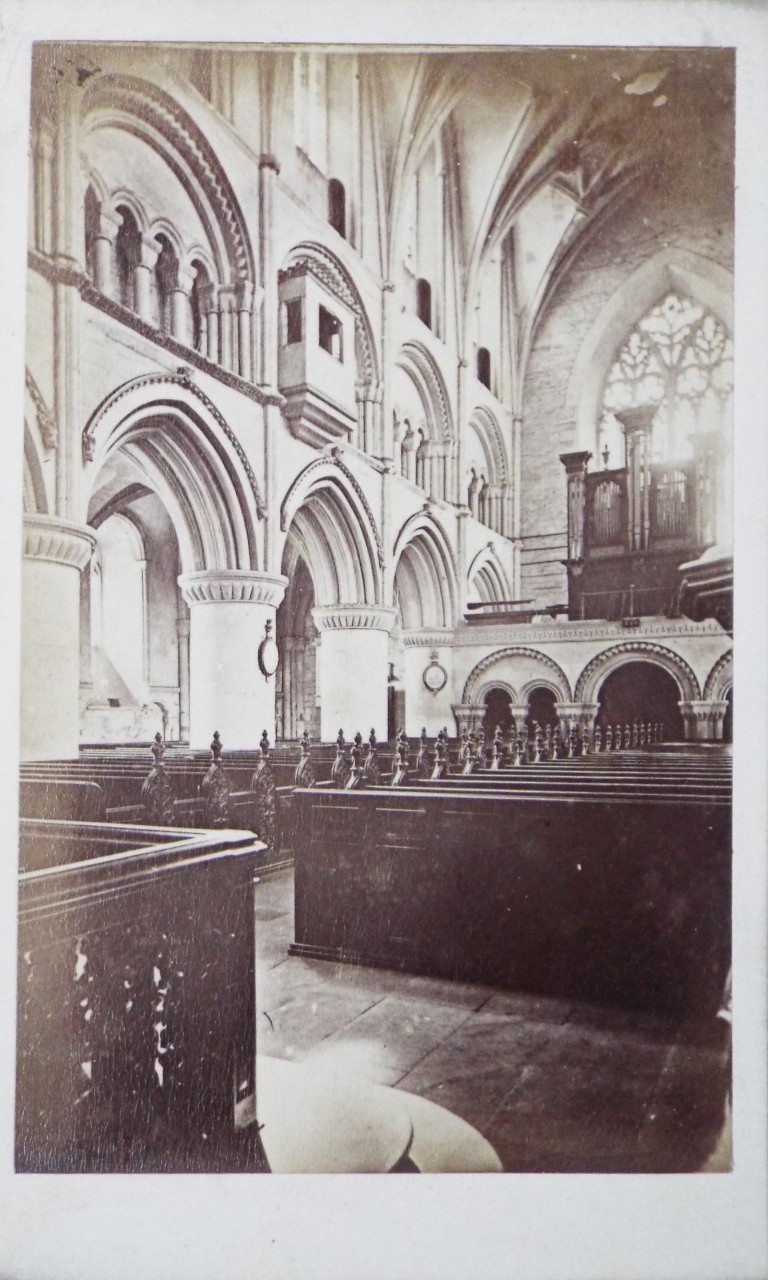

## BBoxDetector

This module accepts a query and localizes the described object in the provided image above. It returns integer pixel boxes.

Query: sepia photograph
[1,2,766,1278]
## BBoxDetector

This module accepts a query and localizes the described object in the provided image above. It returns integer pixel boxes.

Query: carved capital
[312,605,398,634]
[22,515,95,571]
[178,570,288,608]
[402,629,454,649]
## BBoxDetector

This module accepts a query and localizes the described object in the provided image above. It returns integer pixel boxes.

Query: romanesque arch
[573,641,702,704]
[80,72,255,285]
[703,650,733,701]
[463,648,572,706]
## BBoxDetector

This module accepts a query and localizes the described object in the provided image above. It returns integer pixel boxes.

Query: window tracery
[598,292,733,467]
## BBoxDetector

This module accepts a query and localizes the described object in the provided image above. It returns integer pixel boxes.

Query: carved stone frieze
[22,515,96,570]
[178,571,288,608]
[452,616,727,647]
[312,605,398,633]
[401,629,455,648]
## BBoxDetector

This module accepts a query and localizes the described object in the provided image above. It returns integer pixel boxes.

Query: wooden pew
[17,819,269,1173]
[289,780,731,1020]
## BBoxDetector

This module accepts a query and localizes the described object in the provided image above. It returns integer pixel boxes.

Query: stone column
[559,450,592,561]
[134,234,161,323]
[93,208,121,295]
[451,704,484,737]
[555,701,598,736]
[21,515,96,761]
[178,570,288,748]
[679,699,725,742]
[312,605,397,741]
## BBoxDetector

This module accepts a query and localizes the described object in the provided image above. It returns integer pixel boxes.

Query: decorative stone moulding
[178,570,288,608]
[401,629,455,648]
[22,515,96,570]
[312,605,398,633]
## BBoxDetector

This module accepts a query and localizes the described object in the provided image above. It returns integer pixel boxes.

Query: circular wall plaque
[258,622,279,679]
[423,660,447,694]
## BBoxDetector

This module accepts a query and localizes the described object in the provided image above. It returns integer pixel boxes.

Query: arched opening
[83,483,185,745]
[526,686,558,733]
[596,662,683,741]
[477,346,491,390]
[275,556,318,741]
[114,205,142,310]
[328,178,346,239]
[722,688,733,744]
[189,260,211,353]
[154,234,179,336]
[416,277,432,329]
[483,687,513,738]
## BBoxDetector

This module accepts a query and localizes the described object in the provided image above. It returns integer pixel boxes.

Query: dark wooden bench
[17,819,269,1173]
[289,781,730,1020]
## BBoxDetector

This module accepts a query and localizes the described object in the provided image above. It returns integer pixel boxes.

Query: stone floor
[255,868,730,1174]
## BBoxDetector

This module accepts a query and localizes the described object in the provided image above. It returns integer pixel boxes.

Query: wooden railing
[17,820,269,1172]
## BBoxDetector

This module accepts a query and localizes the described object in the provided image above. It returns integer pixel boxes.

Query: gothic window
[599,292,733,467]
[114,206,142,311]
[328,179,346,238]
[477,347,491,389]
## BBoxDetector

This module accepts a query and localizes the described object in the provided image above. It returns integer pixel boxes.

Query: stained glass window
[598,292,733,468]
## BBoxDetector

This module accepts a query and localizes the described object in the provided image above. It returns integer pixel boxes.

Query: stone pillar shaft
[179,570,287,748]
[21,516,96,761]
[312,606,396,741]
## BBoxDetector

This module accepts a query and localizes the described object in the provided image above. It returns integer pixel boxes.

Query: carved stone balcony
[278,264,357,447]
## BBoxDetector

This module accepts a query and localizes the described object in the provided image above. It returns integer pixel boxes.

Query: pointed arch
[467,405,508,483]
[467,545,512,603]
[565,250,733,454]
[81,371,262,573]
[396,341,454,442]
[279,459,382,607]
[281,491,380,608]
[392,511,459,630]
